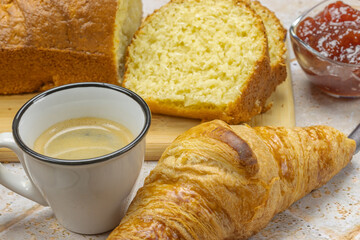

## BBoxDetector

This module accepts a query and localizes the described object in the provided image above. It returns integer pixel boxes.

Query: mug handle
[0,132,48,206]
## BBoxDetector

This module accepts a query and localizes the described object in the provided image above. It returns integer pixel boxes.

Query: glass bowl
[289,0,360,98]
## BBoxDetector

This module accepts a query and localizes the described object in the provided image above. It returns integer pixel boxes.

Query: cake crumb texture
[124,0,285,124]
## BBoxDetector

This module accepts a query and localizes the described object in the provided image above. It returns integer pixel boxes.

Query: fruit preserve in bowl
[290,0,360,98]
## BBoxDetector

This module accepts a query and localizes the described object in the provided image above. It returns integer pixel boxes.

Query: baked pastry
[246,0,287,93]
[108,120,356,239]
[0,0,142,94]
[123,0,272,124]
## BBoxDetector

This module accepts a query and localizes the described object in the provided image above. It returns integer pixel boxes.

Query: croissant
[108,120,356,239]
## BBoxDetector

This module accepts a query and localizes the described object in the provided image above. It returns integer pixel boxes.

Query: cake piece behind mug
[0,0,142,94]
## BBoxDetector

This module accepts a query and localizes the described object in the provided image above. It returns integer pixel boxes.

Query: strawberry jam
[297,1,360,64]
[292,1,360,97]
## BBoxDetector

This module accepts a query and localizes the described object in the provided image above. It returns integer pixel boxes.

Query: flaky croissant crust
[108,120,355,240]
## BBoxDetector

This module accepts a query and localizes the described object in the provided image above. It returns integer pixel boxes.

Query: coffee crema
[34,117,134,160]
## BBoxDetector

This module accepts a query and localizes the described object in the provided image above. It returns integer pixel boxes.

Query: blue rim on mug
[12,82,152,165]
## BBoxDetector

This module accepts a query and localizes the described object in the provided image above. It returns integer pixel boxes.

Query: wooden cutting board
[0,64,294,162]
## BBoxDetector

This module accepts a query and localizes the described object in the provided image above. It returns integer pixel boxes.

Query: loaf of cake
[0,0,142,94]
[123,0,286,124]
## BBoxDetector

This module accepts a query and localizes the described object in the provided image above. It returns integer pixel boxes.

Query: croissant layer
[108,120,356,240]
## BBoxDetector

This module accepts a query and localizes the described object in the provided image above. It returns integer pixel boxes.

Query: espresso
[34,117,133,160]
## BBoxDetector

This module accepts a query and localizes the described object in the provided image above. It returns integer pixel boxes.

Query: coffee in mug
[34,117,133,160]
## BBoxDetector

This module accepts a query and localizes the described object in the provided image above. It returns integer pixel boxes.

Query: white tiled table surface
[1,0,360,239]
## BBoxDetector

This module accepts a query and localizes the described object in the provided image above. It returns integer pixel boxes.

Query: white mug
[0,82,151,234]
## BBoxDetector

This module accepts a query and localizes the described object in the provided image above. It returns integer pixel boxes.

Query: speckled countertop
[1,0,360,239]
